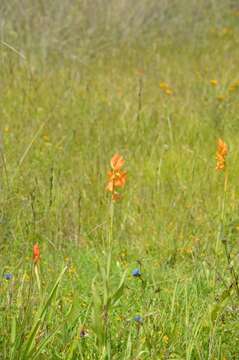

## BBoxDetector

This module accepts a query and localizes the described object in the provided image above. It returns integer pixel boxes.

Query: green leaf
[9,316,16,360]
[111,270,127,307]
[20,266,67,359]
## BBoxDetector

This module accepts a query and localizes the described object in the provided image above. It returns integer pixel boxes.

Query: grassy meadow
[0,1,239,359]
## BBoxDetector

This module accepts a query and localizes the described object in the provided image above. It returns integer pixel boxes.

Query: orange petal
[106,180,114,192]
[108,171,115,180]
[114,172,127,188]
[111,153,125,171]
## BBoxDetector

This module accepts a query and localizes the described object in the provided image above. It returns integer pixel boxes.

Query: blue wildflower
[134,315,143,324]
[4,273,13,281]
[132,268,141,277]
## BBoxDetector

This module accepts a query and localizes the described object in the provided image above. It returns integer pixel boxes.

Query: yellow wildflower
[159,82,169,90]
[163,335,169,344]
[43,134,50,142]
[217,95,225,102]
[165,88,173,96]
[210,79,218,87]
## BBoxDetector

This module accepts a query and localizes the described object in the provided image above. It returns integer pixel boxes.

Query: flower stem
[34,264,41,294]
[109,199,114,249]
[215,169,239,299]
[214,170,228,289]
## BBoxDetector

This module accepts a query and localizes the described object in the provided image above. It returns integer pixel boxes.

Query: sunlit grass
[0,3,239,358]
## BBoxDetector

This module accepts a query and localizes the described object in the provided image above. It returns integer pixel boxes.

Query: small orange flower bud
[33,243,40,264]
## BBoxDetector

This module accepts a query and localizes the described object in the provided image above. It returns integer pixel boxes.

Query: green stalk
[214,169,228,290]
[215,168,239,299]
[34,264,41,295]
[108,198,114,249]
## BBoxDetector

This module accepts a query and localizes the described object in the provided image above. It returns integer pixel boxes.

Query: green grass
[1,3,239,359]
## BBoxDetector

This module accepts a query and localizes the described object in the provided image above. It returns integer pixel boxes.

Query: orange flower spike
[106,153,127,201]
[216,138,228,171]
[33,243,40,264]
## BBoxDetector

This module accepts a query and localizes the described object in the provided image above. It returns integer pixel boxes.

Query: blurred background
[0,0,237,63]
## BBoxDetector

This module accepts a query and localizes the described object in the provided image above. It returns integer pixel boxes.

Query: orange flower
[106,154,127,200]
[216,138,228,171]
[33,243,40,264]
